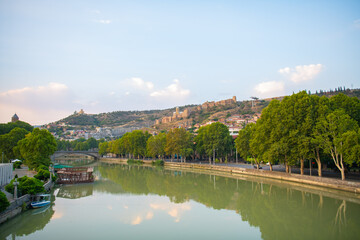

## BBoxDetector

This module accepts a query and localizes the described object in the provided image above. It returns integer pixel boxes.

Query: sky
[0,0,359,125]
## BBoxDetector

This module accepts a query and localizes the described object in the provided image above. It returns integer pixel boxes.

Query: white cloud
[354,19,360,29]
[130,77,154,91]
[0,82,76,125]
[150,79,190,98]
[278,64,323,83]
[254,81,284,95]
[95,19,112,24]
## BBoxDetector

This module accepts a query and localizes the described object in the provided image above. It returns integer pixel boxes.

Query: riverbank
[0,167,54,225]
[100,158,360,194]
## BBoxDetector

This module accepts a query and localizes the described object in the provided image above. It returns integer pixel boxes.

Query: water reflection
[98,163,360,240]
[56,184,94,199]
[1,163,360,240]
[0,197,55,239]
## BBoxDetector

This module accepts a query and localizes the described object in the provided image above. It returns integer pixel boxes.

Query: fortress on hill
[197,96,237,111]
[155,107,190,124]
[155,96,237,125]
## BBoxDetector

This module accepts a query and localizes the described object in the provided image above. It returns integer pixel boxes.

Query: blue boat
[31,194,51,208]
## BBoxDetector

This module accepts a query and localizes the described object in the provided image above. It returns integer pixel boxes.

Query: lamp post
[13,178,19,199]
[49,164,53,182]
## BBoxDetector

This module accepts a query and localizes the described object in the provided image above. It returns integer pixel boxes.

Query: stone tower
[232,96,237,103]
[11,113,19,122]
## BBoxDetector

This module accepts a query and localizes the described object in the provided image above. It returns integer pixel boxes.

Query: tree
[0,127,29,161]
[235,123,253,164]
[0,121,33,135]
[98,142,109,156]
[166,128,193,162]
[315,109,359,180]
[195,123,232,164]
[129,130,151,159]
[17,128,57,169]
[147,133,167,159]
[87,137,98,149]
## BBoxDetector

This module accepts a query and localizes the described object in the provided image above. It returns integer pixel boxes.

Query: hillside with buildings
[42,88,360,141]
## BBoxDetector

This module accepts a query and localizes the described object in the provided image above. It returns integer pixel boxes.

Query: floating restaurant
[56,167,94,184]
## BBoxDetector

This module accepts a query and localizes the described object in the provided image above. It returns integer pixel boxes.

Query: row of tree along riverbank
[99,91,360,181]
[100,158,360,194]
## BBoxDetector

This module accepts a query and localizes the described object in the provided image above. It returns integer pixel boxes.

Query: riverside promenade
[100,158,360,195]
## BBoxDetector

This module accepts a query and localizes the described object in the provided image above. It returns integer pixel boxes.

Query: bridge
[51,151,100,161]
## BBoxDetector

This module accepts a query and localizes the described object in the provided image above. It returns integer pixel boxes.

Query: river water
[1,162,360,240]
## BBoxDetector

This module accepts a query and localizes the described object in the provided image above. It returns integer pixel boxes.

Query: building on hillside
[11,113,19,122]
[155,107,191,125]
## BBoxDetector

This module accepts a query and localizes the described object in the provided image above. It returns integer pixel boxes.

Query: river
[1,162,360,240]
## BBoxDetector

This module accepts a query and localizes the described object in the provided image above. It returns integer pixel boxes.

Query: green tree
[87,137,98,149]
[315,109,359,180]
[0,121,33,135]
[147,133,167,159]
[98,142,109,156]
[195,123,232,164]
[17,128,57,169]
[235,123,253,164]
[129,130,151,159]
[0,127,29,162]
[166,128,193,162]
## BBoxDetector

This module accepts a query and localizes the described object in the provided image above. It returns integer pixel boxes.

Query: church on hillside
[11,113,19,122]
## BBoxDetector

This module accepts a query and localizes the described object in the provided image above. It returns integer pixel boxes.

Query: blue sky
[0,0,359,125]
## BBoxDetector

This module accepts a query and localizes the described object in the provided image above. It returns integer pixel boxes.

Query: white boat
[31,194,51,208]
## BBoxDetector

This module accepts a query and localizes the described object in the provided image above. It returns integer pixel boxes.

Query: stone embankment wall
[0,194,30,224]
[165,162,360,194]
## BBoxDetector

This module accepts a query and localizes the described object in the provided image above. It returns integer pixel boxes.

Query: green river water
[1,162,360,240]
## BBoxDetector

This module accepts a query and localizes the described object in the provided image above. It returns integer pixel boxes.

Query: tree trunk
[314,148,322,177]
[209,156,211,165]
[269,162,273,171]
[300,158,304,175]
[285,161,289,173]
[213,148,215,165]
[340,168,345,180]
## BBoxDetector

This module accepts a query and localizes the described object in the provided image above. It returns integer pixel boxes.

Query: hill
[53,88,360,132]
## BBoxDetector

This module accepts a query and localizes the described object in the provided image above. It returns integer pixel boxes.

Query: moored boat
[31,194,51,208]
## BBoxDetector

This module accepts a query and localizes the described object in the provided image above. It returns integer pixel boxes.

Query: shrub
[5,176,44,196]
[34,169,50,181]
[127,159,144,165]
[36,165,49,172]
[152,160,164,166]
[13,161,22,169]
[0,191,10,212]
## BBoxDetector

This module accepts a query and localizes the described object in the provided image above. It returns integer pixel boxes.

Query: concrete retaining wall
[0,163,13,187]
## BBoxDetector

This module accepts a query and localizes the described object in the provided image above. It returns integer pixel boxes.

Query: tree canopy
[17,128,57,169]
